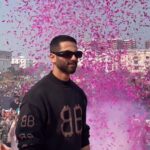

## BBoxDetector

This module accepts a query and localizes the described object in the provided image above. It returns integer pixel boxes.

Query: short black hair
[50,35,77,52]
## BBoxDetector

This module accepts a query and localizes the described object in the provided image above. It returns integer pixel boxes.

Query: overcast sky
[0,0,150,58]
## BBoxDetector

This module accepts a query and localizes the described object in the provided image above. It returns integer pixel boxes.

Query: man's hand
[81,145,90,150]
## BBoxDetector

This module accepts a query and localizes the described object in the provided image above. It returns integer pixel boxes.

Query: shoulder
[70,80,87,99]
[22,74,51,106]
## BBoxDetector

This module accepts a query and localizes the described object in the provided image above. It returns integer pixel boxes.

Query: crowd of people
[0,75,37,98]
[0,74,38,150]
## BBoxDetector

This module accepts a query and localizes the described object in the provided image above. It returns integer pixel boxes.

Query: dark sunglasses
[51,50,83,58]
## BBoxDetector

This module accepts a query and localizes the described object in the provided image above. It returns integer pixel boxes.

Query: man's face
[55,41,78,74]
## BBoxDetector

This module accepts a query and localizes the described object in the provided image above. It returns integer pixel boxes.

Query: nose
[70,54,77,60]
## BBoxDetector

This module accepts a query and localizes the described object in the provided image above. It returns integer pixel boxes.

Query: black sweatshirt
[16,72,90,150]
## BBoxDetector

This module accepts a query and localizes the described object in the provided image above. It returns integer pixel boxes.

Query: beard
[56,59,78,74]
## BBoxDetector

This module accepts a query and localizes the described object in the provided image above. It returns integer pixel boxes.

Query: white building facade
[11,56,33,69]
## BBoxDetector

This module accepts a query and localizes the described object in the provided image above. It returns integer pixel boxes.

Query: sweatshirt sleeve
[15,91,47,150]
[81,92,90,148]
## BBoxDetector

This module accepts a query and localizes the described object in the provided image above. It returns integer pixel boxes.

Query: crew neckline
[48,71,71,86]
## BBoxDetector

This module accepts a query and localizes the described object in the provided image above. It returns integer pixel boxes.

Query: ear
[49,53,56,63]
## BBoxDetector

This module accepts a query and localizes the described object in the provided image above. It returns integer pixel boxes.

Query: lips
[68,61,77,66]
[68,64,77,67]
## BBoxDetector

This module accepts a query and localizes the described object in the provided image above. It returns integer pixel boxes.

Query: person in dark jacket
[16,35,90,150]
[10,96,20,111]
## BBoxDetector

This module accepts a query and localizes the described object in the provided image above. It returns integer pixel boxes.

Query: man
[10,96,20,111]
[16,35,90,150]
